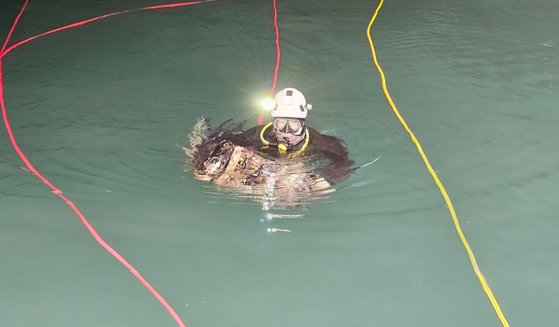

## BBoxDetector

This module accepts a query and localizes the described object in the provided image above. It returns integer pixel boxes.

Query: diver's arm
[322,151,354,182]
[219,125,262,147]
[312,134,354,183]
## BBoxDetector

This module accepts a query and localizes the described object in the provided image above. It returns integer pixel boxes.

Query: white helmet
[271,88,312,119]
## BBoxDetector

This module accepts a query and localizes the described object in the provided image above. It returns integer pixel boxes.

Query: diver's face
[273,118,306,146]
[273,118,304,135]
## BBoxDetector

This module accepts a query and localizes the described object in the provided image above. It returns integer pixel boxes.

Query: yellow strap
[295,128,310,155]
[259,122,274,145]
[366,1,510,326]
[259,122,309,156]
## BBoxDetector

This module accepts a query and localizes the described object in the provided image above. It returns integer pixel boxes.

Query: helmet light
[259,98,275,111]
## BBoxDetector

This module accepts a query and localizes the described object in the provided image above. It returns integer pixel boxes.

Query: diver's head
[271,88,312,148]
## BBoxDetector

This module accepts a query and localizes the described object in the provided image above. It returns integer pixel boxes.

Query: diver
[186,87,354,208]
[224,87,353,182]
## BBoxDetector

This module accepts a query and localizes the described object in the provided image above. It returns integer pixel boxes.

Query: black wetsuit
[223,124,353,182]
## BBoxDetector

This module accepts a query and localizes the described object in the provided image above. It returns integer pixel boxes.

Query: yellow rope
[366,1,510,326]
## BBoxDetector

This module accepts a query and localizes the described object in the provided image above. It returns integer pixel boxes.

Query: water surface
[1,0,558,326]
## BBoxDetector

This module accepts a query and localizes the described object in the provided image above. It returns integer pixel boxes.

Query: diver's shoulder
[307,126,349,157]
[307,127,345,143]
[234,125,263,139]
[245,125,262,132]
[243,124,268,134]
[236,124,271,146]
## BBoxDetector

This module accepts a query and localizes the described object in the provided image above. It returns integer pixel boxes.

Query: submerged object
[193,140,332,208]
[185,120,333,209]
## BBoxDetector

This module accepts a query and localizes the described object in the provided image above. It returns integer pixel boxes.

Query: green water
[1,0,558,326]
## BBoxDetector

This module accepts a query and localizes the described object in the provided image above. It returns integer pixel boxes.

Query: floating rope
[258,0,281,125]
[1,1,217,326]
[365,1,510,326]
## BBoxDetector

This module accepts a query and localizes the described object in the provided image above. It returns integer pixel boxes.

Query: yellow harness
[259,122,309,156]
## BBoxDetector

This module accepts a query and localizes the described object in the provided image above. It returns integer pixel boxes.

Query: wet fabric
[188,120,354,184]
[187,121,335,208]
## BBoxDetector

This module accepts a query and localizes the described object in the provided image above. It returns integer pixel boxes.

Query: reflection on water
[185,118,341,210]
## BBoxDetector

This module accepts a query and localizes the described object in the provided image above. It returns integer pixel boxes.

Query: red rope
[269,0,281,95]
[258,0,281,125]
[143,0,213,10]
[0,1,217,326]
[0,0,28,55]
[0,1,215,60]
